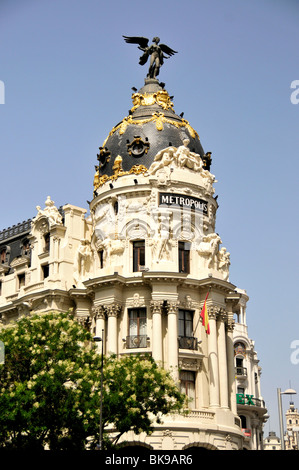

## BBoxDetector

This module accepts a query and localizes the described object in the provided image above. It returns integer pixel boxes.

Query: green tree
[0,311,186,449]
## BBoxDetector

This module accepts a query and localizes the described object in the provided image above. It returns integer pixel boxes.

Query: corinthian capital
[150,300,164,314]
[165,300,180,315]
[92,305,106,319]
[106,303,122,317]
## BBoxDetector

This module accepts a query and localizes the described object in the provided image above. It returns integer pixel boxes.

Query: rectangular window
[44,233,50,252]
[99,249,104,269]
[179,309,193,337]
[178,242,190,273]
[127,307,147,348]
[18,273,25,289]
[133,240,145,272]
[42,264,49,279]
[180,370,196,405]
[178,309,197,349]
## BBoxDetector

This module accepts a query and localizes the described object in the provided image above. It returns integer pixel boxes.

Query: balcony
[178,336,198,350]
[236,393,267,409]
[251,397,266,408]
[235,366,247,377]
[126,335,148,349]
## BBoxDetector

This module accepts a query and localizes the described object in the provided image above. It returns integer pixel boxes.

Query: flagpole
[194,288,211,335]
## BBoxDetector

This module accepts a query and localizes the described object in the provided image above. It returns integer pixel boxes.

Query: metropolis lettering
[159,192,208,215]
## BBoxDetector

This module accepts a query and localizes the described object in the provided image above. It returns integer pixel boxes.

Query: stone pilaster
[165,300,180,382]
[106,303,122,355]
[208,307,220,407]
[150,300,164,364]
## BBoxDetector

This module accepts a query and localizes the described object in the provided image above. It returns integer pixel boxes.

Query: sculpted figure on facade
[32,196,63,228]
[218,247,230,281]
[98,238,125,264]
[74,239,93,284]
[197,232,222,269]
[174,138,203,171]
[148,140,205,176]
[148,147,176,175]
[150,212,173,263]
[94,202,115,239]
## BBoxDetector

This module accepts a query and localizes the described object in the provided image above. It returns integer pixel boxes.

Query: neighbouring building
[264,431,281,450]
[0,47,268,450]
[284,402,299,450]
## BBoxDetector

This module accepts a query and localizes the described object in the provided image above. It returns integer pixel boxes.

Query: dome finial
[123,35,177,79]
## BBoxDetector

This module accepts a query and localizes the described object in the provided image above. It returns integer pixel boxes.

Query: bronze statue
[123,36,177,79]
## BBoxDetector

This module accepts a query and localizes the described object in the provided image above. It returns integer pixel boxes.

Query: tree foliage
[0,312,186,449]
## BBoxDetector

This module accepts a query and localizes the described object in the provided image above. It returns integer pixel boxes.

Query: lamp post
[277,387,296,450]
[94,329,104,450]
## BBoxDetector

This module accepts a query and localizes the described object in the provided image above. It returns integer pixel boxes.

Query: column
[226,319,237,414]
[166,300,179,382]
[208,309,220,407]
[217,311,229,409]
[106,303,121,355]
[251,419,259,450]
[150,300,163,364]
[93,305,106,353]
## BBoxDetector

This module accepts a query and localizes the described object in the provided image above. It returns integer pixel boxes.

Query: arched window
[240,415,247,428]
[234,342,246,356]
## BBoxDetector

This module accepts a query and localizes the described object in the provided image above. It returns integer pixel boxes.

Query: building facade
[233,292,267,449]
[264,431,281,450]
[0,70,267,449]
[284,402,299,450]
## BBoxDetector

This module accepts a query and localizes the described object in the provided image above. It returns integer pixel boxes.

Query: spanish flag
[200,291,210,334]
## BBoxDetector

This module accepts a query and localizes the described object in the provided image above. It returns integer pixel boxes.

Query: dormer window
[0,247,10,265]
[21,239,30,257]
[0,248,6,264]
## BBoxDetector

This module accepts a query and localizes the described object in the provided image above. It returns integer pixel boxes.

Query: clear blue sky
[1,0,299,438]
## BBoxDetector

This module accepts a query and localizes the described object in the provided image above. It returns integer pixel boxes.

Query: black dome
[96,79,205,179]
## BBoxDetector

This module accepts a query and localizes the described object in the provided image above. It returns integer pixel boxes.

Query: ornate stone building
[0,54,267,449]
[284,401,299,450]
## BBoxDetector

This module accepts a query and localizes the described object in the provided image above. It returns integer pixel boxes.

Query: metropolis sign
[159,192,208,215]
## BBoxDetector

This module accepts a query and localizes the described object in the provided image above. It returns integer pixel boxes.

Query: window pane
[178,242,190,273]
[180,371,195,405]
[128,308,147,336]
[178,309,194,337]
[133,241,145,272]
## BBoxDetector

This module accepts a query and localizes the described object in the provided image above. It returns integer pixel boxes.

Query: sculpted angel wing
[160,44,178,57]
[122,36,149,50]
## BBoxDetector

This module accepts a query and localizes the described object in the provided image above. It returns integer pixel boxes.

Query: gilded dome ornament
[131,90,174,112]
[92,36,206,194]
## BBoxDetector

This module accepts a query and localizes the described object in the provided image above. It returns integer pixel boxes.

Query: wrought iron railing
[178,336,198,350]
[126,335,148,349]
[235,366,247,376]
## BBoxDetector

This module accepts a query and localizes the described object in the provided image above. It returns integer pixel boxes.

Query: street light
[93,329,104,450]
[277,387,297,450]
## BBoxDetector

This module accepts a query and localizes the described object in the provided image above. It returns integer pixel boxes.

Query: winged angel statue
[123,36,177,79]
